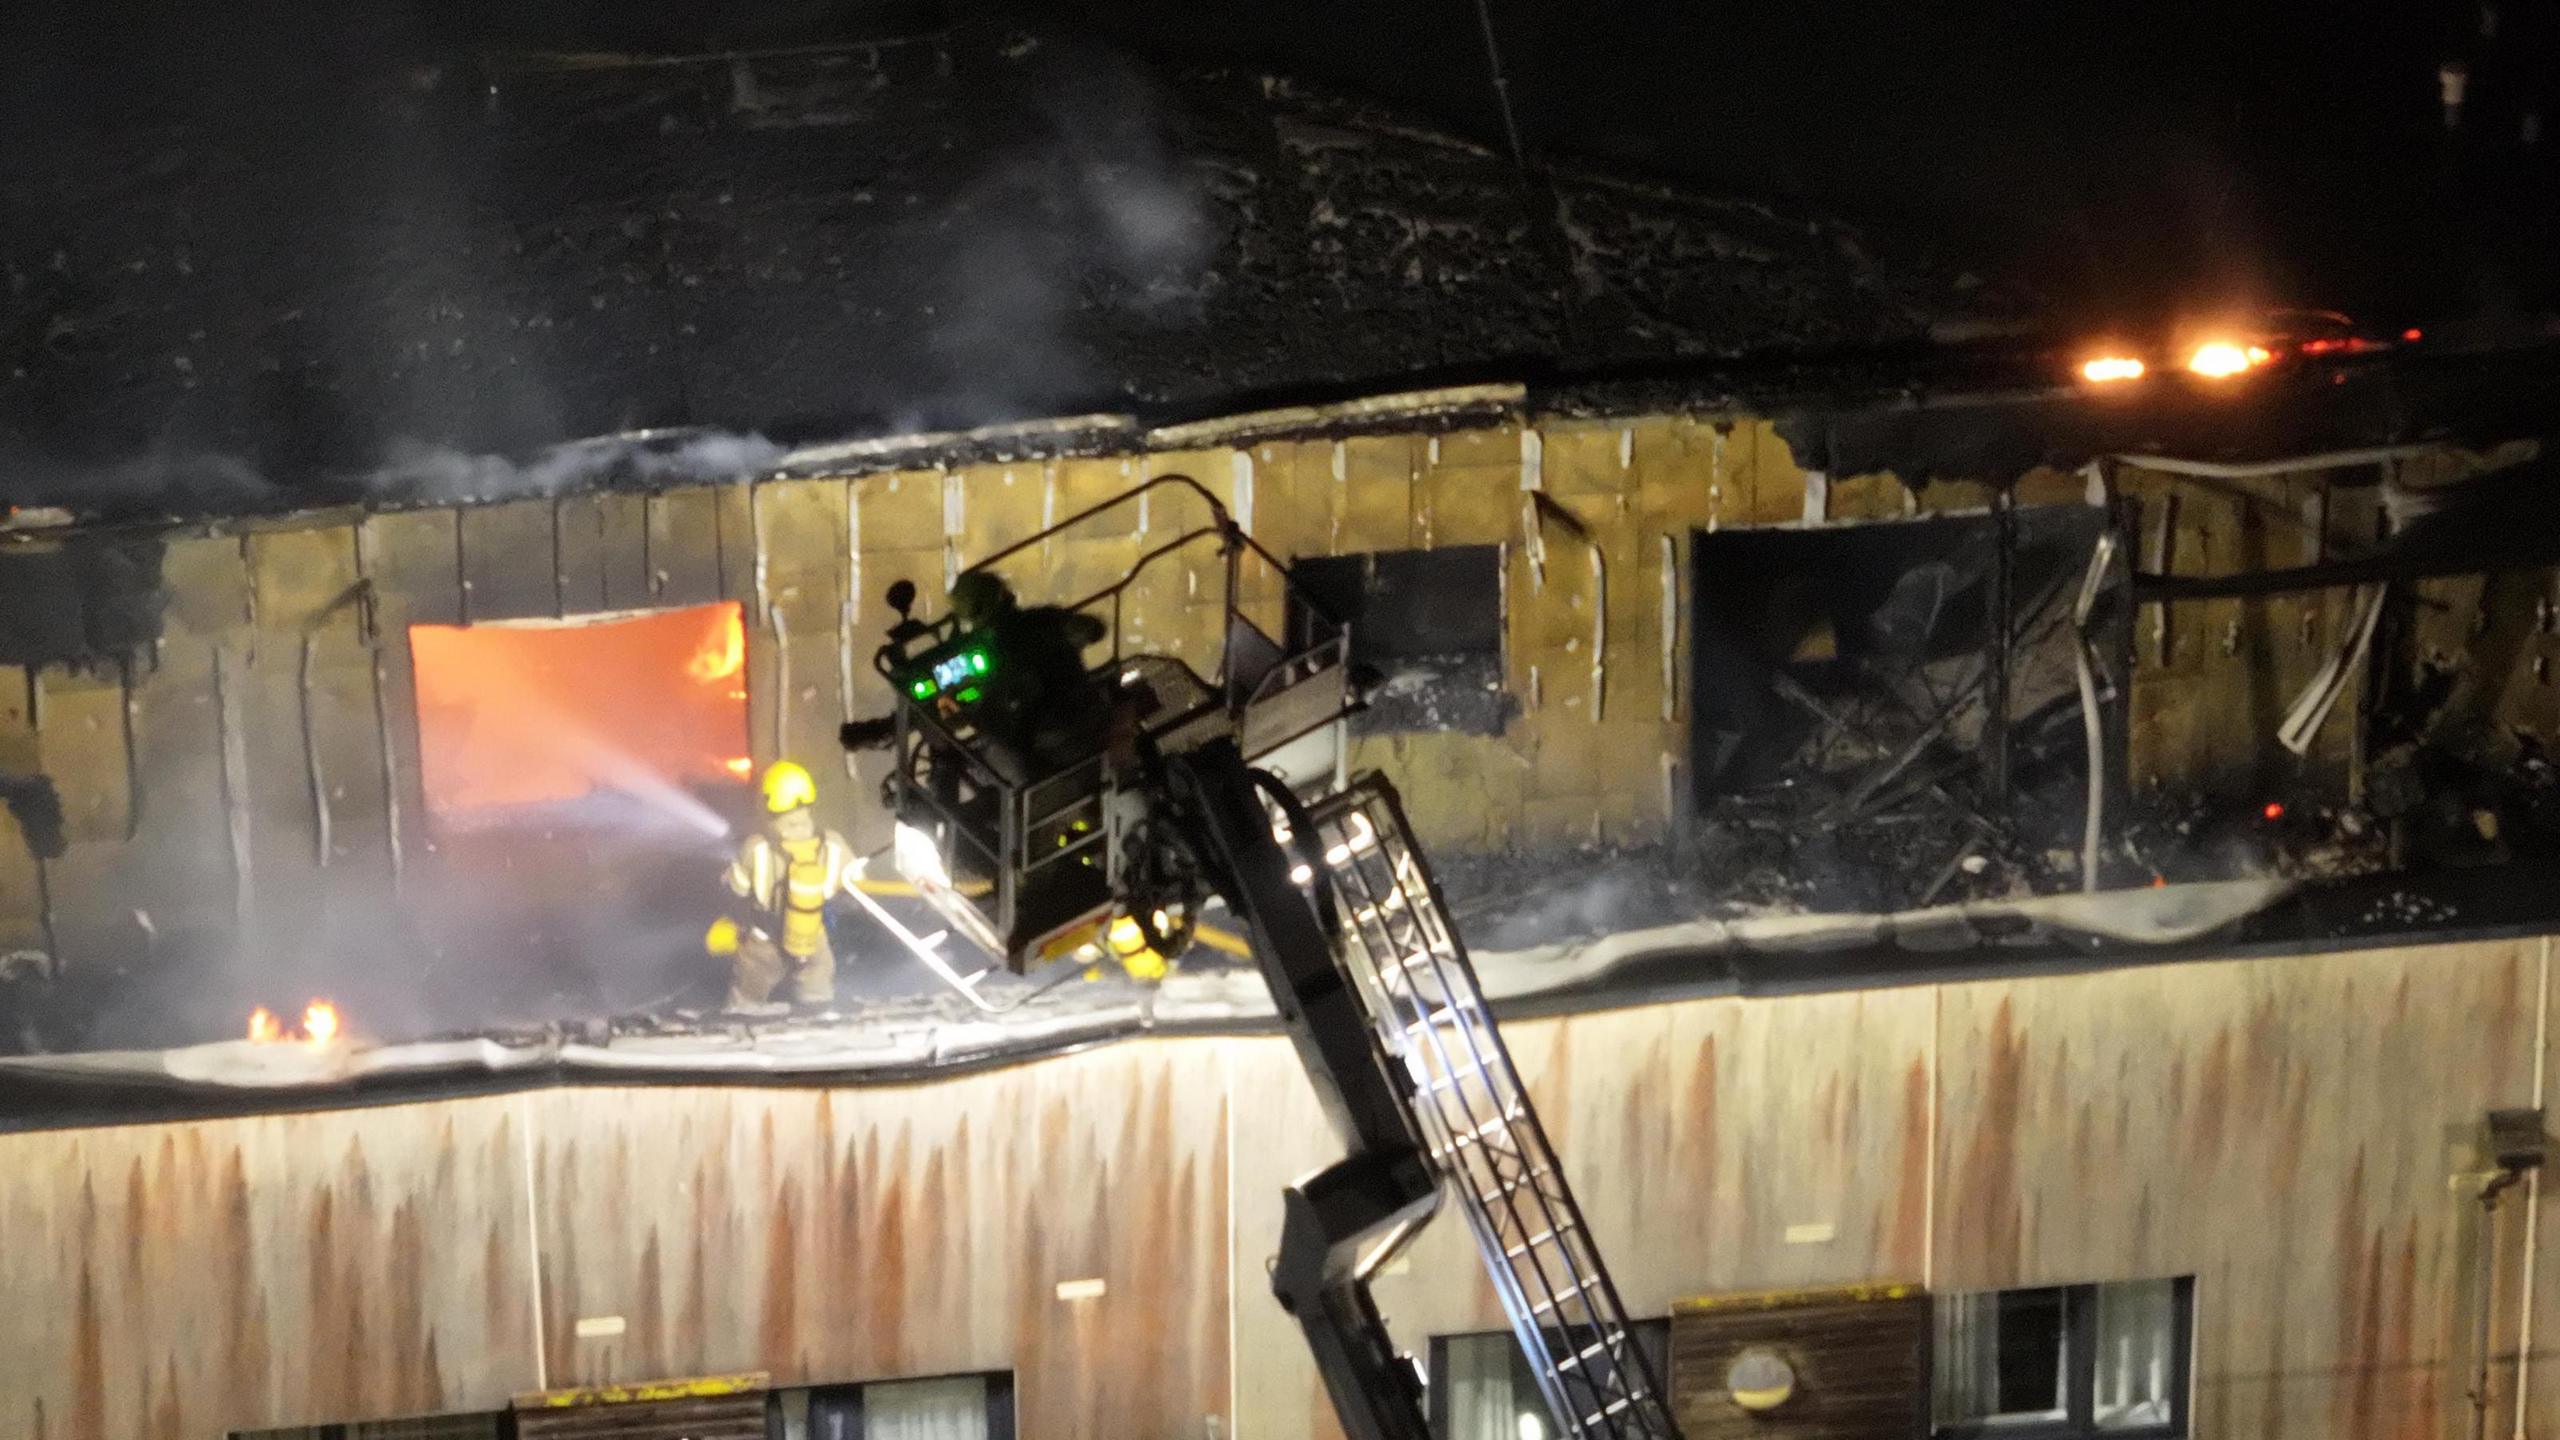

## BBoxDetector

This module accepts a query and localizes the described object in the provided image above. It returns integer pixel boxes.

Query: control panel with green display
[894,638,994,709]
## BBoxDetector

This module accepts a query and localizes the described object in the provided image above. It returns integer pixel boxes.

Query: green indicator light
[969,651,989,674]
[956,686,982,704]
[910,680,932,699]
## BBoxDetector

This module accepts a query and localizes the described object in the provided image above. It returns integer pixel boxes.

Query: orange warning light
[2187,341,2269,378]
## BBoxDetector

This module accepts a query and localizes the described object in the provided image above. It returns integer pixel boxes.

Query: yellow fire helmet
[759,760,817,814]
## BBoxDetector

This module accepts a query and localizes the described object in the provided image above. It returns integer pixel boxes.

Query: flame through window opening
[409,602,753,821]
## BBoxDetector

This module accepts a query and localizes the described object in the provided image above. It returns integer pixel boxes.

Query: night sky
[1037,0,2524,325]
[6,0,2530,319]
[2,0,2550,495]
[430,0,2542,320]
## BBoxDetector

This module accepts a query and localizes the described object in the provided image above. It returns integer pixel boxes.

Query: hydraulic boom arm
[865,473,1676,1437]
[1170,739,1680,1440]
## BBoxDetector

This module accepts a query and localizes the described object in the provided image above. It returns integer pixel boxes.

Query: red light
[2262,802,2285,821]
[2401,327,2424,342]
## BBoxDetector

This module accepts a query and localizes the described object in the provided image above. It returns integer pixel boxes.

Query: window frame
[797,1368,1017,1440]
[406,599,754,825]
[1424,1321,1672,1440]
[1285,545,1513,737]
[1932,1277,2195,1440]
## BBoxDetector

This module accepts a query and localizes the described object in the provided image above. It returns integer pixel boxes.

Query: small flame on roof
[246,999,346,1046]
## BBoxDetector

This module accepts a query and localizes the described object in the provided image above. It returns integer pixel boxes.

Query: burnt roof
[0,16,1978,516]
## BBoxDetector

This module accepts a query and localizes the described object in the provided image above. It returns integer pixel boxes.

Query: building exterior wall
[20,410,2556,986]
[0,936,2548,1438]
[0,1042,1235,1440]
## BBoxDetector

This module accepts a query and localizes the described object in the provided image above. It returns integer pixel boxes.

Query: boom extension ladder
[1174,741,1680,1440]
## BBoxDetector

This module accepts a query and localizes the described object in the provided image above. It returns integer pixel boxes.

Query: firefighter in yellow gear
[707,761,860,1012]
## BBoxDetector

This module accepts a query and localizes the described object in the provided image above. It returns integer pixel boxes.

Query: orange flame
[688,609,745,683]
[723,756,755,778]
[247,999,349,1045]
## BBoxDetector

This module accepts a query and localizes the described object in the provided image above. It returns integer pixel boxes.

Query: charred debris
[0,13,1972,515]
[9,345,2560,1062]
[8,10,2560,1064]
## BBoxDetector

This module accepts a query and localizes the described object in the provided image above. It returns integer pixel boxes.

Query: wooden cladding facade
[14,414,2552,994]
[0,936,2548,1439]
[1667,1287,1929,1440]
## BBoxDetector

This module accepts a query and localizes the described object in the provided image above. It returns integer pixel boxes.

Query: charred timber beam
[2135,453,2560,600]
[1985,486,2017,816]
[2134,545,2560,601]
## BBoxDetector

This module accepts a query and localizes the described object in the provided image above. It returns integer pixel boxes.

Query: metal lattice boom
[1300,778,1679,1440]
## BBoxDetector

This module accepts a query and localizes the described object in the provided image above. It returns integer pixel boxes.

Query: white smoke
[367,428,786,505]
[0,445,279,513]
[2,429,788,519]
[924,35,1215,419]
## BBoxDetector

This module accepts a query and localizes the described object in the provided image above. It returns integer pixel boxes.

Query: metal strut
[1172,739,1679,1440]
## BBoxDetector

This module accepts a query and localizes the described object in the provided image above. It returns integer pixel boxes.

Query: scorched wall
[13,407,2549,1029]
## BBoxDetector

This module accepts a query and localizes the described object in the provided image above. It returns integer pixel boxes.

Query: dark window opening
[1290,545,1512,735]
[1687,508,2130,909]
[1933,1277,2193,1439]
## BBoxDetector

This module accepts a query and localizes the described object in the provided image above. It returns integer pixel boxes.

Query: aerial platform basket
[871,473,1351,969]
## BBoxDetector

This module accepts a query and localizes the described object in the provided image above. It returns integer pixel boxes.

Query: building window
[804,1370,1016,1440]
[1428,1323,1670,1440]
[1933,1278,2193,1438]
[1289,546,1512,735]
[402,599,756,1022]
[410,601,751,823]
[1685,507,2126,909]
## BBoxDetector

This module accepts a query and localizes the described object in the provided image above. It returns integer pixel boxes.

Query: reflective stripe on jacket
[725,831,854,958]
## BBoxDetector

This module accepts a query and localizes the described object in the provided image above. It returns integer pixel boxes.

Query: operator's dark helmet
[949,571,1015,630]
